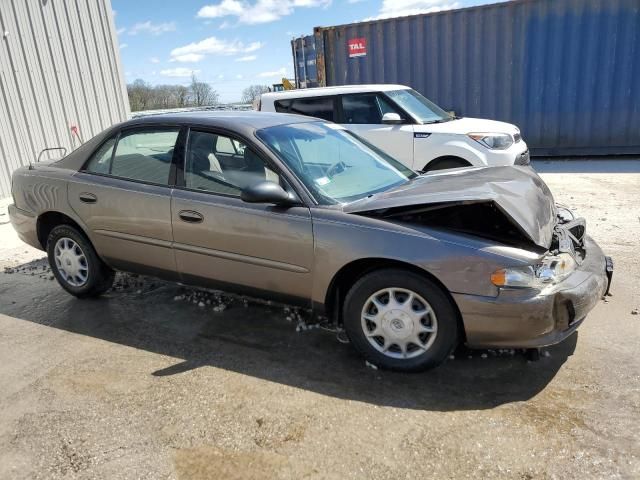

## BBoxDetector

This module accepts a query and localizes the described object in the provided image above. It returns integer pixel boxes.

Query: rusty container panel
[300,0,640,156]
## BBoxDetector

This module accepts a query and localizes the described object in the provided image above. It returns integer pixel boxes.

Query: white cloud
[235,55,257,62]
[197,0,331,25]
[160,67,199,77]
[170,37,263,62]
[257,67,287,78]
[116,27,126,35]
[149,57,160,64]
[236,74,244,79]
[120,43,128,49]
[128,21,176,36]
[171,53,205,63]
[364,0,460,21]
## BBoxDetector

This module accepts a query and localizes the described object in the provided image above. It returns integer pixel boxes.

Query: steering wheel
[326,160,347,179]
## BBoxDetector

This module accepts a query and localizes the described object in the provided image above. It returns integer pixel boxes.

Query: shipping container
[0,0,129,198]
[292,0,640,157]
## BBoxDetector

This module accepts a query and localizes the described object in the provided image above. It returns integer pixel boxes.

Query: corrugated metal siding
[303,0,640,156]
[0,0,129,198]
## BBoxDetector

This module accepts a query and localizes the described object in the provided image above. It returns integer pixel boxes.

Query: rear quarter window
[85,137,116,174]
[276,97,335,122]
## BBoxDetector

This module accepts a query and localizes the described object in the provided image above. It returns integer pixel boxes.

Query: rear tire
[424,157,471,172]
[47,225,115,298]
[343,268,459,372]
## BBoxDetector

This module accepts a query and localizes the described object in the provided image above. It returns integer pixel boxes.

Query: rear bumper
[8,204,41,250]
[454,236,609,348]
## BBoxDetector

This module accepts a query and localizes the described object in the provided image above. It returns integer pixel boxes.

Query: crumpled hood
[344,166,557,249]
[414,117,520,135]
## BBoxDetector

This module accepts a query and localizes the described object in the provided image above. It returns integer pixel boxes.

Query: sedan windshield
[257,122,416,204]
[386,89,452,124]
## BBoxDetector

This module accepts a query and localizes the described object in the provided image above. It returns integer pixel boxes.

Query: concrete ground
[0,159,638,479]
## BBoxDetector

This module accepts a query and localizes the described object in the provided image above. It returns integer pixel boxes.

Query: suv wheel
[47,225,115,298]
[343,268,459,372]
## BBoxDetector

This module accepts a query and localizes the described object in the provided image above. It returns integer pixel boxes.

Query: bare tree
[190,74,219,106]
[241,84,270,104]
[127,79,153,111]
[173,85,189,107]
[126,77,220,111]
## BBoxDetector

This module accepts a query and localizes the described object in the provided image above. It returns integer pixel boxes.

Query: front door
[171,129,314,305]
[68,126,181,278]
[339,93,415,168]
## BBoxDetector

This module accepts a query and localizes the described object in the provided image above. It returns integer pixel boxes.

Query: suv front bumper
[453,236,610,348]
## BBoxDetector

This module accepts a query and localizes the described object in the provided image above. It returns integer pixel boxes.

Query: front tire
[47,225,115,298]
[343,269,459,372]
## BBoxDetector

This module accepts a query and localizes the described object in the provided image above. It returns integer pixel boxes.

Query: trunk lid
[344,166,557,249]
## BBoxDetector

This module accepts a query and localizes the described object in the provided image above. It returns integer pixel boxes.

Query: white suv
[259,84,529,171]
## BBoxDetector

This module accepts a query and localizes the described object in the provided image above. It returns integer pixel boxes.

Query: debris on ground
[632,309,638,315]
[365,360,378,370]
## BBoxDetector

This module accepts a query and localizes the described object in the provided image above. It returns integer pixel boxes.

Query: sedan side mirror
[241,181,296,206]
[382,112,404,124]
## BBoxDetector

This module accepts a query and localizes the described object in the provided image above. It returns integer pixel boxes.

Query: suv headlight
[491,253,577,288]
[468,132,514,150]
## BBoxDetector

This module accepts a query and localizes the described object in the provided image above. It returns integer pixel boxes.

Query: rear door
[68,126,182,279]
[338,93,415,168]
[170,128,314,305]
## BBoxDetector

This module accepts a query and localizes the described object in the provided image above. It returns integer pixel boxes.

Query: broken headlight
[491,253,577,288]
[468,132,514,150]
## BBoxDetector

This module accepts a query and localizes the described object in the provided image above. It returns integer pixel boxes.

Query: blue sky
[112,0,506,102]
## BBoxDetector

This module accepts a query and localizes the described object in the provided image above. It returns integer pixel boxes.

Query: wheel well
[423,156,472,172]
[36,211,85,249]
[324,258,466,341]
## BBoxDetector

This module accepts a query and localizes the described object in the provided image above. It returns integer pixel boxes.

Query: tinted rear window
[275,97,335,122]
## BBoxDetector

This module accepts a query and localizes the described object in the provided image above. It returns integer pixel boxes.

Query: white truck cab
[259,84,529,171]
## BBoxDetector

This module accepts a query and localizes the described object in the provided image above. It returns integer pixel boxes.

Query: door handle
[178,210,204,223]
[79,192,97,204]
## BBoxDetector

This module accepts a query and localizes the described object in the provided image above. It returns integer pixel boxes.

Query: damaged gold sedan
[8,112,613,371]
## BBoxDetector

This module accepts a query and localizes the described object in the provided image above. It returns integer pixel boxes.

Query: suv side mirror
[241,181,296,206]
[381,112,404,124]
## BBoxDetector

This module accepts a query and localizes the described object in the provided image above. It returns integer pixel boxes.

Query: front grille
[514,133,522,143]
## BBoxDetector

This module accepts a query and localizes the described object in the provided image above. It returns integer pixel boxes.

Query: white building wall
[0,0,129,197]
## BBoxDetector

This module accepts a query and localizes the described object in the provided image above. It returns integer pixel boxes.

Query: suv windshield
[256,122,416,204]
[386,89,452,124]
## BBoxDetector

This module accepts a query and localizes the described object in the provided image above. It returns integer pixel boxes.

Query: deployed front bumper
[454,236,610,348]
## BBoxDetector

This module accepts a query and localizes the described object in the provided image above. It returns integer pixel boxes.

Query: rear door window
[110,128,179,184]
[282,97,336,122]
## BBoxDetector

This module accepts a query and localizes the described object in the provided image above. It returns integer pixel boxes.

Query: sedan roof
[121,110,312,131]
[54,111,314,171]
